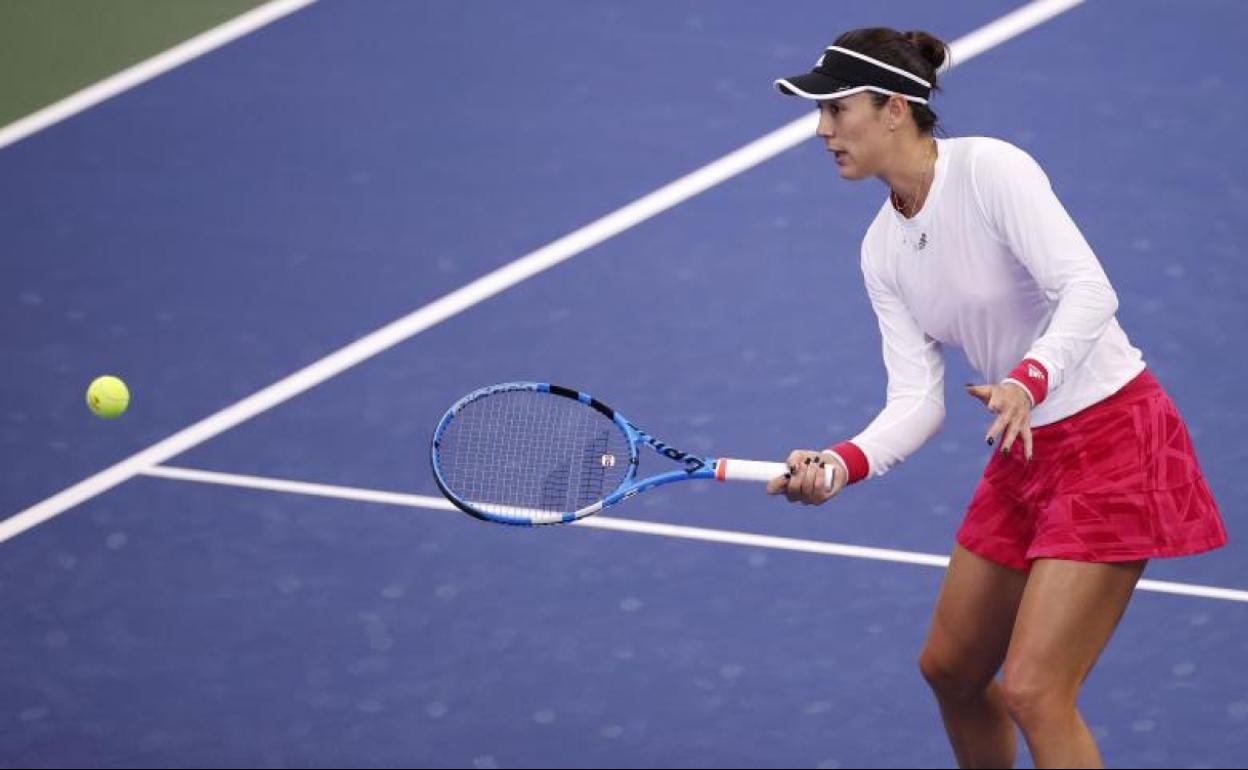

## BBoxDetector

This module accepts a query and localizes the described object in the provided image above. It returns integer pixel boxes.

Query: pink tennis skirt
[957,368,1228,572]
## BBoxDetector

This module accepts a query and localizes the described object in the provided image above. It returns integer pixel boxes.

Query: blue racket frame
[431,382,718,525]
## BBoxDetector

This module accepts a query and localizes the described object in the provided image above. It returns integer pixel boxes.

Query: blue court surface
[3,1,1247,767]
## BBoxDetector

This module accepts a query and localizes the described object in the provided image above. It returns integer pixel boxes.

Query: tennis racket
[430,382,834,526]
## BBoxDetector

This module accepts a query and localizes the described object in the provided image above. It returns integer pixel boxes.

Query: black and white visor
[775,46,931,104]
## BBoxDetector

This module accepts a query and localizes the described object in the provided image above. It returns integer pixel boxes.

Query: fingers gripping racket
[430,382,834,526]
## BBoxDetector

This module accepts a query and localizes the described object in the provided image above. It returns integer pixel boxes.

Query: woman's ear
[888,94,909,130]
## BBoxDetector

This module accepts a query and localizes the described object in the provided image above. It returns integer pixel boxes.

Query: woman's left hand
[965,383,1034,461]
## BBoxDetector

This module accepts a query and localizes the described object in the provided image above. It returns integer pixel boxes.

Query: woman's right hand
[766,449,848,505]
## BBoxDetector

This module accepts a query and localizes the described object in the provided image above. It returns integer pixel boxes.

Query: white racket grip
[715,458,835,489]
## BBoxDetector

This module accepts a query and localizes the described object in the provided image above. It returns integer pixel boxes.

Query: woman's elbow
[1091,280,1120,316]
[1063,279,1119,318]
[924,401,946,440]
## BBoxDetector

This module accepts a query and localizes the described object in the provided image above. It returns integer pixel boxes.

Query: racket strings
[436,390,631,519]
[577,429,613,508]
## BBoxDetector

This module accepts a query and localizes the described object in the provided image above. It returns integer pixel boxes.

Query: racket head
[430,383,638,525]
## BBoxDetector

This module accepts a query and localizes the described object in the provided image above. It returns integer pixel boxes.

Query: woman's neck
[881,135,938,215]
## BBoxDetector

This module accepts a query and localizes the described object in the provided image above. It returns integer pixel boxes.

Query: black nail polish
[986,437,995,446]
[804,457,812,465]
[784,473,791,480]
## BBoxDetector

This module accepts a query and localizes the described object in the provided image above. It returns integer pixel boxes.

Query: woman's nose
[816,111,834,138]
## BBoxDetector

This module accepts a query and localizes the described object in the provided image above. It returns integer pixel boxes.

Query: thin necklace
[891,139,937,218]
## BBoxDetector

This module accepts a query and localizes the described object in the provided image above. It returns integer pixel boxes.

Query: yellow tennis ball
[86,376,130,419]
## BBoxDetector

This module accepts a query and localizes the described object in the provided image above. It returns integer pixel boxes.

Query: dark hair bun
[904,30,949,72]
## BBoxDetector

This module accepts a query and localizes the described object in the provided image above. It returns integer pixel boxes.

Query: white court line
[2,0,1086,545]
[139,465,1248,605]
[0,0,317,151]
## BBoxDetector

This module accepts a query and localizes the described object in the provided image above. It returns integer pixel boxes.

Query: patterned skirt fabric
[957,369,1228,572]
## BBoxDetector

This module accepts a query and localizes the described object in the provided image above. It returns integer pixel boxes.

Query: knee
[918,646,993,703]
[1000,662,1077,728]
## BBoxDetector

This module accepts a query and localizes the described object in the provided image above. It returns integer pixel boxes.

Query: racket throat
[636,429,706,473]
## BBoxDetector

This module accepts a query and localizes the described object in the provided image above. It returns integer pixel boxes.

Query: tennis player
[765,27,1227,769]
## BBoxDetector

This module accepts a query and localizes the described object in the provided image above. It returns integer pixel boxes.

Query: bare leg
[919,545,1029,768]
[1001,558,1146,769]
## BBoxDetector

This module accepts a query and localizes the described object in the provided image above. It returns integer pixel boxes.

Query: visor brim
[774,71,854,100]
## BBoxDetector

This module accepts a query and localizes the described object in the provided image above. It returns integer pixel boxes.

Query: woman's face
[816,93,892,180]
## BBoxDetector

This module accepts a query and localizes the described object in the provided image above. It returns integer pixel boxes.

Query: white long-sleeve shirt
[846,136,1145,480]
